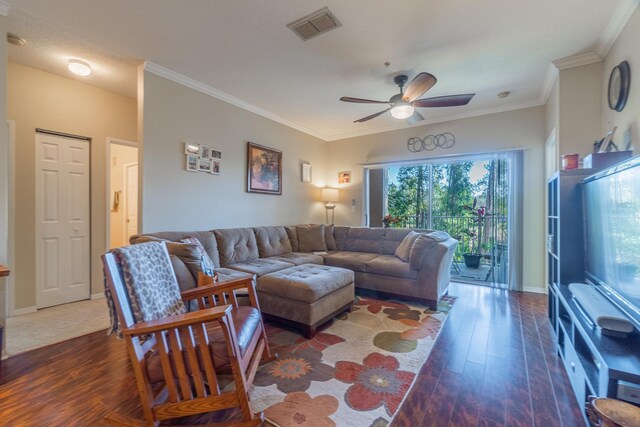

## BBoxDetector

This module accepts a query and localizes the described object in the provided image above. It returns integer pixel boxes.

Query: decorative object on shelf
[608,60,630,112]
[561,153,579,170]
[301,162,312,182]
[382,214,403,228]
[185,154,198,172]
[600,126,618,153]
[407,132,455,153]
[247,141,282,195]
[321,188,339,209]
[338,170,351,184]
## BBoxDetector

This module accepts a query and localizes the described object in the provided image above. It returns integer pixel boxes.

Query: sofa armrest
[409,231,453,270]
[414,234,458,302]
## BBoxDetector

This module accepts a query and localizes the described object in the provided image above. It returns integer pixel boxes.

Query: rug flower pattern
[251,296,454,426]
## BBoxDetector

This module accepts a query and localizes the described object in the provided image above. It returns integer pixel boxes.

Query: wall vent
[287,7,341,41]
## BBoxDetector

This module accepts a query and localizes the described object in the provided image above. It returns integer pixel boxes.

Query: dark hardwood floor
[0,283,585,426]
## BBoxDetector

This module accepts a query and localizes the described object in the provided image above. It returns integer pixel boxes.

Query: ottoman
[257,264,355,338]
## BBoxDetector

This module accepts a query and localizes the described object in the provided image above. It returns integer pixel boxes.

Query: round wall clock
[608,60,630,112]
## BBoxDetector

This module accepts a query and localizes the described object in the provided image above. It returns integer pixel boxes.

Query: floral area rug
[250,295,455,427]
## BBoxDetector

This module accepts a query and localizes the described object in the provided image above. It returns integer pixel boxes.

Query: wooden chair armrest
[181,275,256,301]
[122,305,232,336]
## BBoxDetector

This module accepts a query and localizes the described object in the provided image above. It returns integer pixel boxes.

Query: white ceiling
[5,0,636,141]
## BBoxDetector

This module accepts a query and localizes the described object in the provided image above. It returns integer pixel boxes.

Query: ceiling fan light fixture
[68,59,92,77]
[390,102,414,120]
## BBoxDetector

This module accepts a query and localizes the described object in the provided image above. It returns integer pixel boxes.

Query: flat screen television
[583,155,640,330]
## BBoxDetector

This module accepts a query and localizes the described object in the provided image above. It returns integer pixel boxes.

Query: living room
[1,1,640,426]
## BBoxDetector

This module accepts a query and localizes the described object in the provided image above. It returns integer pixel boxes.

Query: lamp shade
[321,188,339,202]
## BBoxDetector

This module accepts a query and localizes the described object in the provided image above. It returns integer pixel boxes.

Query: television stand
[546,172,640,421]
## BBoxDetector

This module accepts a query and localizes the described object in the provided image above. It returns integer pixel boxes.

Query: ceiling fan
[340,73,475,124]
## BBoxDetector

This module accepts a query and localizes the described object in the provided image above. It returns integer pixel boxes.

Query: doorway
[35,131,91,308]
[107,139,138,249]
[366,154,513,288]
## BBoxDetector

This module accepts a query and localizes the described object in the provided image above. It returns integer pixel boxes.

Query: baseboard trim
[523,286,547,295]
[12,306,37,316]
[90,293,105,300]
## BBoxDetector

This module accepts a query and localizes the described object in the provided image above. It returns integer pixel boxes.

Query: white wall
[601,7,640,148]
[0,15,9,326]
[327,106,547,292]
[140,72,328,232]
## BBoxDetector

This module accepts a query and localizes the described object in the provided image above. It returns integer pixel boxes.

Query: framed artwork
[600,126,618,152]
[184,142,200,155]
[301,162,312,182]
[211,160,221,175]
[247,142,282,195]
[338,170,351,184]
[200,145,211,159]
[197,158,212,172]
[211,149,222,160]
[186,154,198,172]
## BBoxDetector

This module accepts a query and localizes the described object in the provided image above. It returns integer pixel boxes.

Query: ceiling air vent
[287,7,341,41]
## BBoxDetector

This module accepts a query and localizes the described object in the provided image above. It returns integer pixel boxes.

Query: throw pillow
[296,224,327,252]
[394,231,421,262]
[130,235,207,280]
[324,224,337,251]
[285,226,299,252]
[181,236,215,271]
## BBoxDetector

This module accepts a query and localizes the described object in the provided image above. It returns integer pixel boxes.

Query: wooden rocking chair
[102,247,274,426]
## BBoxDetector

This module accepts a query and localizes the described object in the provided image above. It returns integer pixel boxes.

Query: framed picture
[200,145,211,159]
[338,170,351,184]
[211,149,222,160]
[184,142,200,155]
[197,158,211,172]
[247,142,282,195]
[186,154,198,172]
[211,160,221,175]
[301,162,312,183]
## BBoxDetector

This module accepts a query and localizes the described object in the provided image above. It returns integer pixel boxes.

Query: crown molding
[143,61,330,142]
[595,0,639,57]
[539,64,559,105]
[323,99,545,142]
[552,52,602,71]
[0,1,10,16]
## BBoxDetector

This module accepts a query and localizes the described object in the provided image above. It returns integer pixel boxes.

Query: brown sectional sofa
[131,225,457,309]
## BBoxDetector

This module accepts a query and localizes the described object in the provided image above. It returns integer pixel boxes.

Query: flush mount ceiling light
[497,90,511,98]
[7,33,27,46]
[68,59,92,77]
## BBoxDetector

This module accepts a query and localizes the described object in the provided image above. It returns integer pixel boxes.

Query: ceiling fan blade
[354,108,391,123]
[413,94,475,108]
[406,111,425,125]
[402,73,437,102]
[340,96,391,104]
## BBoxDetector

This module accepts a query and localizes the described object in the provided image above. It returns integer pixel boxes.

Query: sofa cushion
[333,226,350,251]
[227,258,294,277]
[366,255,418,279]
[253,226,292,257]
[258,264,354,303]
[169,254,197,291]
[345,227,385,254]
[216,267,254,282]
[324,251,380,273]
[285,226,299,251]
[267,252,324,266]
[394,231,421,262]
[410,231,451,270]
[297,224,327,252]
[214,228,260,266]
[324,224,337,251]
[131,231,221,268]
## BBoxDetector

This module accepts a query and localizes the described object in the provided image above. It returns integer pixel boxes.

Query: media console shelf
[547,171,640,420]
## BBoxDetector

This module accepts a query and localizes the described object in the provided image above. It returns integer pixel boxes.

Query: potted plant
[461,198,489,268]
[382,214,404,228]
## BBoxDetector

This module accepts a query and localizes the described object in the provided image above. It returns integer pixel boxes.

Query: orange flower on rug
[250,296,455,427]
[335,352,415,416]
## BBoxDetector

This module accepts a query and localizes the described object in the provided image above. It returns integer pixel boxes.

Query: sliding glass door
[369,155,512,288]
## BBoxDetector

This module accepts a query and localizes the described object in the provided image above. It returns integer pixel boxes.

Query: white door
[36,133,91,308]
[124,162,138,244]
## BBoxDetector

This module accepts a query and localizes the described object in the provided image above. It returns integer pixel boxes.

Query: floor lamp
[322,188,339,224]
